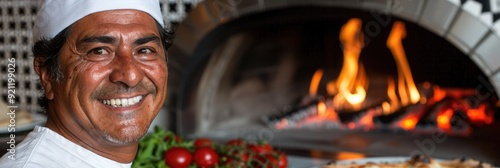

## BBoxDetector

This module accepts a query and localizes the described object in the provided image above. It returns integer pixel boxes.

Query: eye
[84,47,112,61]
[138,48,154,54]
[89,48,110,55]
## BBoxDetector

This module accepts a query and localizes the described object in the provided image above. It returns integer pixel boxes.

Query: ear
[34,57,54,100]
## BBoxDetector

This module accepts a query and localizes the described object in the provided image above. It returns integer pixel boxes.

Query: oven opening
[171,5,500,165]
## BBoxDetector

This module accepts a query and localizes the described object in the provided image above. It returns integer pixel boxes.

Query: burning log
[263,98,322,129]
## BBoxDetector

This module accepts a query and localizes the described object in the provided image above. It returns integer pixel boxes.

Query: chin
[103,124,149,145]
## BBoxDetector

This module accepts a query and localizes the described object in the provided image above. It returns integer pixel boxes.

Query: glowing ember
[437,108,454,131]
[358,110,375,130]
[466,104,493,125]
[317,101,339,121]
[398,115,419,131]
[432,86,447,102]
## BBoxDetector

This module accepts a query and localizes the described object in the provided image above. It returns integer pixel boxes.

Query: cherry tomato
[248,142,273,154]
[226,139,247,147]
[276,152,288,168]
[193,147,219,168]
[163,147,192,168]
[224,146,250,167]
[224,157,247,168]
[194,138,213,148]
[164,134,182,143]
[254,152,287,168]
[228,148,250,162]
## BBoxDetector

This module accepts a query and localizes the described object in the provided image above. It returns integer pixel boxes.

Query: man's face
[44,10,167,144]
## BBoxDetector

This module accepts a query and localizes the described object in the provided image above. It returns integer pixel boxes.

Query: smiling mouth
[100,95,143,107]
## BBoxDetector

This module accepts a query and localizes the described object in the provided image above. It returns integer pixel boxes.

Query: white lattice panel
[0,0,39,113]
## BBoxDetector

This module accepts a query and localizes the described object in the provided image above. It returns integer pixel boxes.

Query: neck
[44,117,139,163]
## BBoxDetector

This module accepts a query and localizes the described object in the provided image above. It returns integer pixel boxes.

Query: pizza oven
[165,0,500,165]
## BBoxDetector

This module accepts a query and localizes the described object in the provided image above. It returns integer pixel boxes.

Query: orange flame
[318,101,327,117]
[309,69,324,96]
[382,77,400,114]
[317,101,339,121]
[387,21,420,106]
[333,18,367,110]
[288,18,496,134]
[358,110,375,129]
[326,80,337,96]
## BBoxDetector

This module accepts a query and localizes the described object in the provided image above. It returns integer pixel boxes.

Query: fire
[466,104,493,124]
[437,108,454,131]
[316,19,420,113]
[399,115,419,131]
[332,18,368,110]
[308,68,339,122]
[387,21,420,106]
[317,101,338,120]
[309,69,324,96]
[280,18,495,135]
[375,21,423,116]
[358,110,375,130]
[432,85,447,103]
[305,19,423,129]
[382,77,400,114]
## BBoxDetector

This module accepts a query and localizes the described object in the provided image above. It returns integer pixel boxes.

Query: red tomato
[224,146,250,167]
[193,147,219,167]
[254,152,287,168]
[248,143,273,154]
[226,139,247,147]
[164,134,182,143]
[194,138,213,148]
[276,152,288,168]
[224,157,247,168]
[163,147,192,168]
[228,148,250,161]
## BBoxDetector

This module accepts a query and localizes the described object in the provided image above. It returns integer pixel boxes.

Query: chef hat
[33,0,165,41]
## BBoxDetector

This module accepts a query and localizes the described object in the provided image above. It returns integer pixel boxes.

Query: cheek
[147,62,168,87]
[158,64,169,91]
[67,64,110,96]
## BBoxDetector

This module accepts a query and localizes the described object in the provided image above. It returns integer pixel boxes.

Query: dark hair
[33,22,175,112]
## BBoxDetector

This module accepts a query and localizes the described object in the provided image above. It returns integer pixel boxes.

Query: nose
[109,51,144,87]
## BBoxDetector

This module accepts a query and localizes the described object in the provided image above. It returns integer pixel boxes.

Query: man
[0,0,172,167]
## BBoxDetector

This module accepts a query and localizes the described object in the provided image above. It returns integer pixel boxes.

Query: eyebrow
[76,35,161,48]
[78,36,116,46]
[133,35,161,46]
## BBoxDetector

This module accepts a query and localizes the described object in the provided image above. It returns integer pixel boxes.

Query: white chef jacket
[0,126,132,168]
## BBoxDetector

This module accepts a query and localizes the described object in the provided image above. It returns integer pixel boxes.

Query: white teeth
[101,95,143,107]
[122,99,128,106]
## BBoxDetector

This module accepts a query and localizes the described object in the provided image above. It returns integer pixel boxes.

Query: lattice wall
[0,0,202,113]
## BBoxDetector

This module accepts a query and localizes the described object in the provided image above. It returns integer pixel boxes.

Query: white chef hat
[33,0,165,41]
